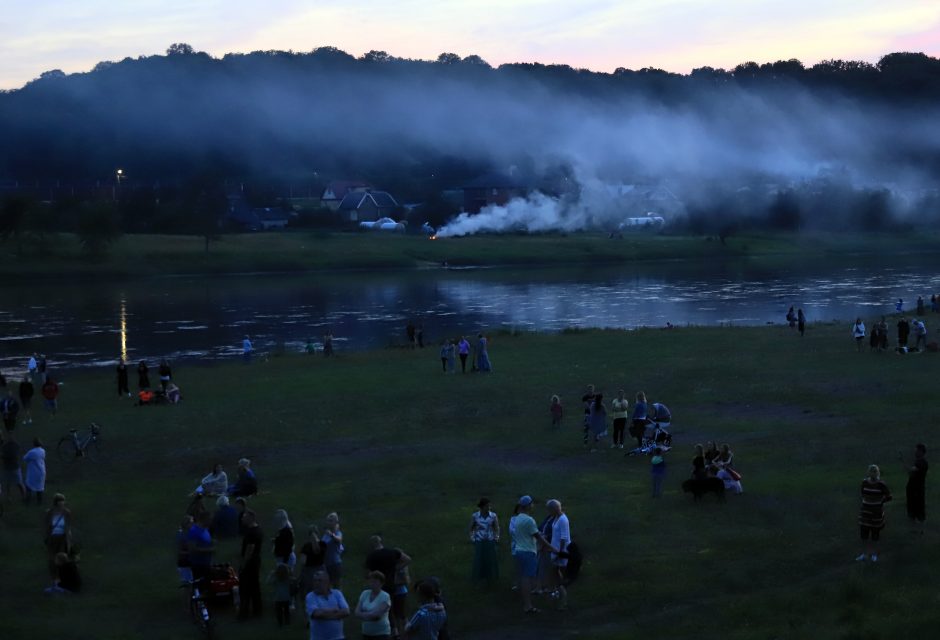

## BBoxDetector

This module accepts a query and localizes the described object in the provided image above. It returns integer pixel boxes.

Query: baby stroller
[626,404,673,456]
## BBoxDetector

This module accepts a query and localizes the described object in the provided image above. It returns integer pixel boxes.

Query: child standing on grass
[651,447,666,498]
[550,395,563,427]
[269,563,292,626]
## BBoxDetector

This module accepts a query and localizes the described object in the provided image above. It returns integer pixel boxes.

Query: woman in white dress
[23,437,46,505]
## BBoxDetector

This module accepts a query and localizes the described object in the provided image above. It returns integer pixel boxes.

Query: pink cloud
[888,22,940,55]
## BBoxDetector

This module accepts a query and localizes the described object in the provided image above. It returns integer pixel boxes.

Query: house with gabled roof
[321,181,371,211]
[337,190,399,222]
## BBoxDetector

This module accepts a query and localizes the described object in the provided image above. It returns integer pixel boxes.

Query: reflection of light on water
[120,298,128,362]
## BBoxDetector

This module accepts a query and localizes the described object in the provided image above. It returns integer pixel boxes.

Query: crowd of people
[176,461,456,639]
[852,315,931,353]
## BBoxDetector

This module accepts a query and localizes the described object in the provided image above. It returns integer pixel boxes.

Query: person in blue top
[630,392,648,448]
[242,335,253,362]
[187,511,215,582]
[305,569,349,640]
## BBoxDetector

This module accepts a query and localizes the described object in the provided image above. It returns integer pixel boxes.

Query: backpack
[563,542,583,585]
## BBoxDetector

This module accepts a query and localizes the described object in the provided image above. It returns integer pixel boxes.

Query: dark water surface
[2,259,939,375]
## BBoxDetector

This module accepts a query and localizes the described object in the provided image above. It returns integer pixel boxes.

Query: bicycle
[188,578,216,639]
[56,423,103,463]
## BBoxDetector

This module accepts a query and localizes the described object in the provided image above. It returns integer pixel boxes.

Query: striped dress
[858,479,892,529]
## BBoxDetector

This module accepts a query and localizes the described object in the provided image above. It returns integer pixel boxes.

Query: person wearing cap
[511,495,542,614]
[468,497,500,583]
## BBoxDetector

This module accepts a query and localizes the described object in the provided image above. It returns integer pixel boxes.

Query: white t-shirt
[551,513,571,565]
[356,589,391,636]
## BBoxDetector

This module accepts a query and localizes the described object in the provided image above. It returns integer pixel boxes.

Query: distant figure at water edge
[798,308,806,337]
[856,464,891,562]
[587,394,608,452]
[896,298,904,312]
[916,295,925,316]
[323,332,334,357]
[852,318,866,351]
[158,359,172,392]
[457,336,470,373]
[786,306,796,328]
[475,333,492,372]
[901,444,928,535]
[116,358,130,397]
[305,338,316,355]
[406,322,416,349]
[550,394,563,428]
[912,319,927,351]
[137,360,150,389]
[417,323,425,348]
[243,335,253,362]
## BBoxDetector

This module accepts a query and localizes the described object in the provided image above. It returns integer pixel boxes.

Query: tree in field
[166,43,195,56]
[0,194,34,257]
[76,201,122,257]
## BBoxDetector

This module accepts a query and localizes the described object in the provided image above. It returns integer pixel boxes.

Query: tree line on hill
[1,44,939,250]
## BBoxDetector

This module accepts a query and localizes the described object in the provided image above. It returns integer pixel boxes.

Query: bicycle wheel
[56,437,80,464]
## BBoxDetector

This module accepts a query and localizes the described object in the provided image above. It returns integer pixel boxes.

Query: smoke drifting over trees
[1,46,939,235]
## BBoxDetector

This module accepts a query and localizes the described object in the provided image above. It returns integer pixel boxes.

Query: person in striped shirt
[856,464,892,562]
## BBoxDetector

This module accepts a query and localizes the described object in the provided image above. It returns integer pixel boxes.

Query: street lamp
[113,168,125,201]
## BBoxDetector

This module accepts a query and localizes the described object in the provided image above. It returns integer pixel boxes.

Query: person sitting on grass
[194,463,228,496]
[44,552,81,595]
[704,441,720,466]
[228,458,258,497]
[691,444,707,481]
[713,444,734,469]
[716,465,743,494]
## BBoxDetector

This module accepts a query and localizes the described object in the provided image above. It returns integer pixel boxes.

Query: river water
[1,259,938,375]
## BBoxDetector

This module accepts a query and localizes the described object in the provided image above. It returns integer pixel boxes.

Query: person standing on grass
[18,376,33,425]
[446,340,456,373]
[417,324,425,349]
[852,318,866,352]
[587,394,608,452]
[510,495,541,614]
[365,535,411,638]
[545,499,571,611]
[23,437,46,505]
[457,336,470,373]
[269,562,293,627]
[239,509,264,619]
[630,392,648,448]
[580,385,596,446]
[610,390,629,450]
[405,580,447,639]
[475,333,491,372]
[1,389,19,431]
[901,444,928,534]
[857,464,891,562]
[897,318,910,348]
[439,341,449,373]
[116,358,130,397]
[28,354,38,385]
[550,395,563,428]
[299,525,326,598]
[305,569,350,640]
[243,335,253,362]
[469,497,500,583]
[272,508,296,569]
[137,361,150,390]
[797,309,806,337]
[354,570,392,640]
[650,447,666,498]
[406,322,416,349]
[322,512,345,588]
[158,359,172,392]
[44,493,72,580]
[188,511,215,582]
[913,319,928,351]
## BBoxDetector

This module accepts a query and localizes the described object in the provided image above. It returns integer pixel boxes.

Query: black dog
[682,477,726,502]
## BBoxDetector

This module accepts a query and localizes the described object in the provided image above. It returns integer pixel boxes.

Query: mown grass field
[3,230,940,279]
[1,322,939,639]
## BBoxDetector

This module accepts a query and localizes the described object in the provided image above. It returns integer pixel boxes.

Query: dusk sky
[2,0,939,89]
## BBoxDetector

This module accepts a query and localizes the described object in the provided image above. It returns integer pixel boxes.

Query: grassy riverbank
[1,323,939,639]
[2,230,940,279]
